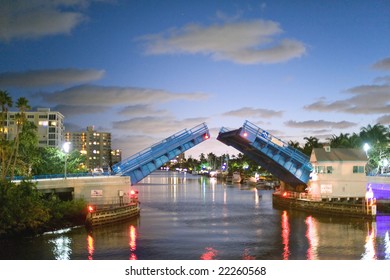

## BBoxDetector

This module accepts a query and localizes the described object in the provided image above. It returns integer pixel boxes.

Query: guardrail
[242,120,311,168]
[112,122,209,175]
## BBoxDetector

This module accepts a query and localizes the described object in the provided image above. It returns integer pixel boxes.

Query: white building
[308,146,368,200]
[5,108,64,149]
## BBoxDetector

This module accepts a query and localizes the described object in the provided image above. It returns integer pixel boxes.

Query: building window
[315,165,333,174]
[48,140,56,146]
[49,114,56,120]
[27,115,34,119]
[353,166,365,173]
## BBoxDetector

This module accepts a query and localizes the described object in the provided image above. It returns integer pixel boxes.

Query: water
[1,171,390,260]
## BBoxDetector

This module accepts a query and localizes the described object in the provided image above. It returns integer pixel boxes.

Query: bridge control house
[307,146,368,200]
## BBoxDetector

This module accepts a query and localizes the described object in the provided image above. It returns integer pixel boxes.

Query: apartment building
[5,108,64,148]
[65,126,121,170]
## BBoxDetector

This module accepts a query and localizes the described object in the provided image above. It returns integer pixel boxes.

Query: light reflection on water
[1,171,390,260]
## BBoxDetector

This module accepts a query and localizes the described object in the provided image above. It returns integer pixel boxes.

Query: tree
[13,121,39,177]
[0,90,13,182]
[288,140,302,150]
[303,136,321,155]
[10,97,32,178]
[360,124,390,174]
[327,133,352,148]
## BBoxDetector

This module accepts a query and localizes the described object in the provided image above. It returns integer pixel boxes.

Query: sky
[1,0,390,159]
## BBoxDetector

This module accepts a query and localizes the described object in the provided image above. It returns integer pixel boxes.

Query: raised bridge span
[217,120,313,186]
[112,120,312,187]
[112,122,210,185]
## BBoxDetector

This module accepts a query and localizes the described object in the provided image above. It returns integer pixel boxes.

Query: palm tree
[0,90,13,181]
[327,133,351,148]
[303,136,320,155]
[288,140,300,148]
[360,124,389,144]
[9,98,32,178]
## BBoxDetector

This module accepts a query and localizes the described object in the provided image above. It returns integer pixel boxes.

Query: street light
[363,143,370,157]
[63,142,71,179]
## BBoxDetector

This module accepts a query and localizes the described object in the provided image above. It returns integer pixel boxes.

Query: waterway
[1,171,390,260]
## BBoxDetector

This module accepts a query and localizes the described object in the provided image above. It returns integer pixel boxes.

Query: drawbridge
[112,123,210,185]
[217,120,312,186]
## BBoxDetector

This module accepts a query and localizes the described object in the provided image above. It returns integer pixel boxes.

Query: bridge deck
[112,123,210,185]
[217,120,312,186]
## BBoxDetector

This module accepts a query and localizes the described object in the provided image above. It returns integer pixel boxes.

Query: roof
[311,148,368,162]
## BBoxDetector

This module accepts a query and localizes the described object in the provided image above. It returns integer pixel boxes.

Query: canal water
[1,171,390,260]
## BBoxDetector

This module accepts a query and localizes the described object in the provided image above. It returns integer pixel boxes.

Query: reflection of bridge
[217,120,313,186]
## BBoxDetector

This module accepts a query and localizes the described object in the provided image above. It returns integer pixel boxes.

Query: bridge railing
[112,122,209,174]
[12,172,112,181]
[219,126,234,134]
[242,120,311,167]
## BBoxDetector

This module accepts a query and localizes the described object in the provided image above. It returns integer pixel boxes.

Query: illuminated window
[39,121,48,126]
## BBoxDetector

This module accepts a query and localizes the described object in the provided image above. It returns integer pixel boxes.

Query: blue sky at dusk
[1,0,390,159]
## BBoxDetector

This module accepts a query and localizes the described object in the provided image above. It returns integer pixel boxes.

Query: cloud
[63,121,84,133]
[373,76,390,84]
[112,134,158,158]
[372,57,390,71]
[304,85,390,114]
[138,19,306,64]
[223,107,283,118]
[377,114,390,125]
[53,104,109,116]
[0,0,99,41]
[36,84,209,106]
[113,116,208,134]
[118,104,171,117]
[285,120,357,129]
[0,68,105,88]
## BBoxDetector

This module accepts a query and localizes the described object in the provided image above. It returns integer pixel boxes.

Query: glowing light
[87,234,94,260]
[204,133,209,139]
[361,223,377,260]
[130,190,136,195]
[200,247,218,260]
[63,142,71,153]
[242,248,255,260]
[283,192,287,197]
[243,132,248,137]
[281,211,290,260]
[129,225,137,260]
[305,216,319,260]
[50,236,71,260]
[385,231,390,260]
[88,205,94,213]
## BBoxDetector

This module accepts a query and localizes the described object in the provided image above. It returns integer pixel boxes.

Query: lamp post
[63,142,71,179]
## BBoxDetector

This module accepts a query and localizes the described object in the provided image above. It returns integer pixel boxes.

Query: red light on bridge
[88,205,94,213]
[283,192,288,197]
[243,132,248,137]
[130,190,136,195]
[204,133,210,140]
